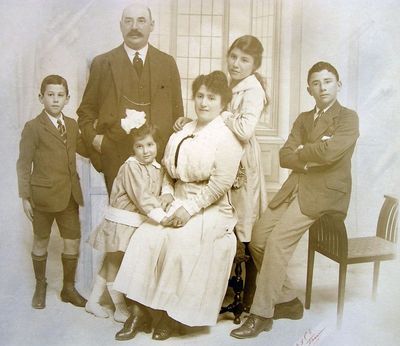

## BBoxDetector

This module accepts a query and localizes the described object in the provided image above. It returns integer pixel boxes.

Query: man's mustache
[128,30,143,37]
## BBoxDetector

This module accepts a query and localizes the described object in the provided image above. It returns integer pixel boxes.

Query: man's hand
[22,198,33,221]
[160,193,174,212]
[173,117,191,132]
[92,134,104,153]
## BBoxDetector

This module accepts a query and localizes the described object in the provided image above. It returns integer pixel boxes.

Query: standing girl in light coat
[223,35,269,309]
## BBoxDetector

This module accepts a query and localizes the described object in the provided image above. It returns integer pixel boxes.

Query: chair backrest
[376,195,399,243]
[309,212,348,262]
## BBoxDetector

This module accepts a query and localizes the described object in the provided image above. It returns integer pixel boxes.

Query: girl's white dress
[225,74,268,242]
[89,157,165,253]
[113,116,243,326]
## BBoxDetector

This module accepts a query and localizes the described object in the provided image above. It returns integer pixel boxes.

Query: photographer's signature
[295,326,328,345]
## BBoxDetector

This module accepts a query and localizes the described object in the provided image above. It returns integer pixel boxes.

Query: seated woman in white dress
[113,71,244,341]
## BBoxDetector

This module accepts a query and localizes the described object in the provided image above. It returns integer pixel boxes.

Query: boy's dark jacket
[17,111,88,212]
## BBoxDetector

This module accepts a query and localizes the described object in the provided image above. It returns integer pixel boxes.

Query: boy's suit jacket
[269,101,359,217]
[17,111,85,212]
[77,44,184,171]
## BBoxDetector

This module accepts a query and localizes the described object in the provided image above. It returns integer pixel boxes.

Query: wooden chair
[220,241,257,324]
[305,195,399,327]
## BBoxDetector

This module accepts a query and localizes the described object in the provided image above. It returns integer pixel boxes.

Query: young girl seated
[85,121,172,322]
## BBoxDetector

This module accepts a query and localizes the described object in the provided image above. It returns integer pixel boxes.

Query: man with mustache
[77,2,183,195]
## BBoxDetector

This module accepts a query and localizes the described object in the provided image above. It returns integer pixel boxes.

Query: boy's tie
[133,52,143,77]
[313,109,324,127]
[57,119,67,143]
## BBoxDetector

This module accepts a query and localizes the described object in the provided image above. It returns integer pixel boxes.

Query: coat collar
[231,74,262,94]
[125,156,161,169]
[38,110,66,144]
[306,100,342,142]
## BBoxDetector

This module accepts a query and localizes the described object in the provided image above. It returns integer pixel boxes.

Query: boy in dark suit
[17,75,87,309]
[231,62,359,339]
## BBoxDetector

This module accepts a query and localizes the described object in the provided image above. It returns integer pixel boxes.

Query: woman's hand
[163,206,191,228]
[173,117,192,132]
[22,198,33,221]
[159,193,174,212]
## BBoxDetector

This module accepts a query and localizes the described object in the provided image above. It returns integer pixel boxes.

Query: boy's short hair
[130,122,160,144]
[307,62,339,85]
[40,75,69,95]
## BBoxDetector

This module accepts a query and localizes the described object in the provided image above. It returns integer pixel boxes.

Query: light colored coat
[225,74,268,242]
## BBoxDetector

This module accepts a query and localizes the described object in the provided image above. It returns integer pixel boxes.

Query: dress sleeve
[122,162,166,223]
[225,87,265,142]
[181,133,243,216]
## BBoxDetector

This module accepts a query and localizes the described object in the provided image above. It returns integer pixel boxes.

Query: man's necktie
[133,52,143,77]
[57,119,67,143]
[313,109,324,127]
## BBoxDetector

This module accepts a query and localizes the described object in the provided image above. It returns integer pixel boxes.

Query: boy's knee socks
[31,252,47,309]
[61,253,78,287]
[31,252,47,281]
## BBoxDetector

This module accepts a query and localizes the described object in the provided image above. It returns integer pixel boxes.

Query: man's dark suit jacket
[17,111,85,212]
[269,101,359,217]
[77,44,184,173]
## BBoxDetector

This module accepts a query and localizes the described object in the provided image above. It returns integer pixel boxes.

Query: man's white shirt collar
[124,43,149,64]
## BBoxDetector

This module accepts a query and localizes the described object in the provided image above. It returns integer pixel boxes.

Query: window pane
[177,36,189,57]
[189,15,201,36]
[190,0,201,14]
[201,15,212,36]
[177,15,189,36]
[189,37,201,57]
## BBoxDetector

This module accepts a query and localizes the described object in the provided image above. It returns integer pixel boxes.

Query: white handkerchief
[121,109,146,134]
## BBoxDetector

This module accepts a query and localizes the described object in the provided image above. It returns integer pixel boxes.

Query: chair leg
[220,262,244,324]
[337,263,347,329]
[305,249,315,309]
[372,261,380,301]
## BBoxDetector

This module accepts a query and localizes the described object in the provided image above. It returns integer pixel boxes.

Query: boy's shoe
[61,286,87,307]
[273,298,304,320]
[32,279,47,309]
[230,314,273,339]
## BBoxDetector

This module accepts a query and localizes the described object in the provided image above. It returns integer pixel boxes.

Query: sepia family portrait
[0,0,399,345]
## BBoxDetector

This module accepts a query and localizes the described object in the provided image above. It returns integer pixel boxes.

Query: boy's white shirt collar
[315,100,336,116]
[124,43,149,64]
[126,155,160,169]
[45,111,64,128]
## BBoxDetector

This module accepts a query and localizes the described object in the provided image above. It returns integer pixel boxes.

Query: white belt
[104,206,147,227]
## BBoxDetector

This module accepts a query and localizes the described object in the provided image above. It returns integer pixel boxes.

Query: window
[251,0,279,135]
[175,0,226,118]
